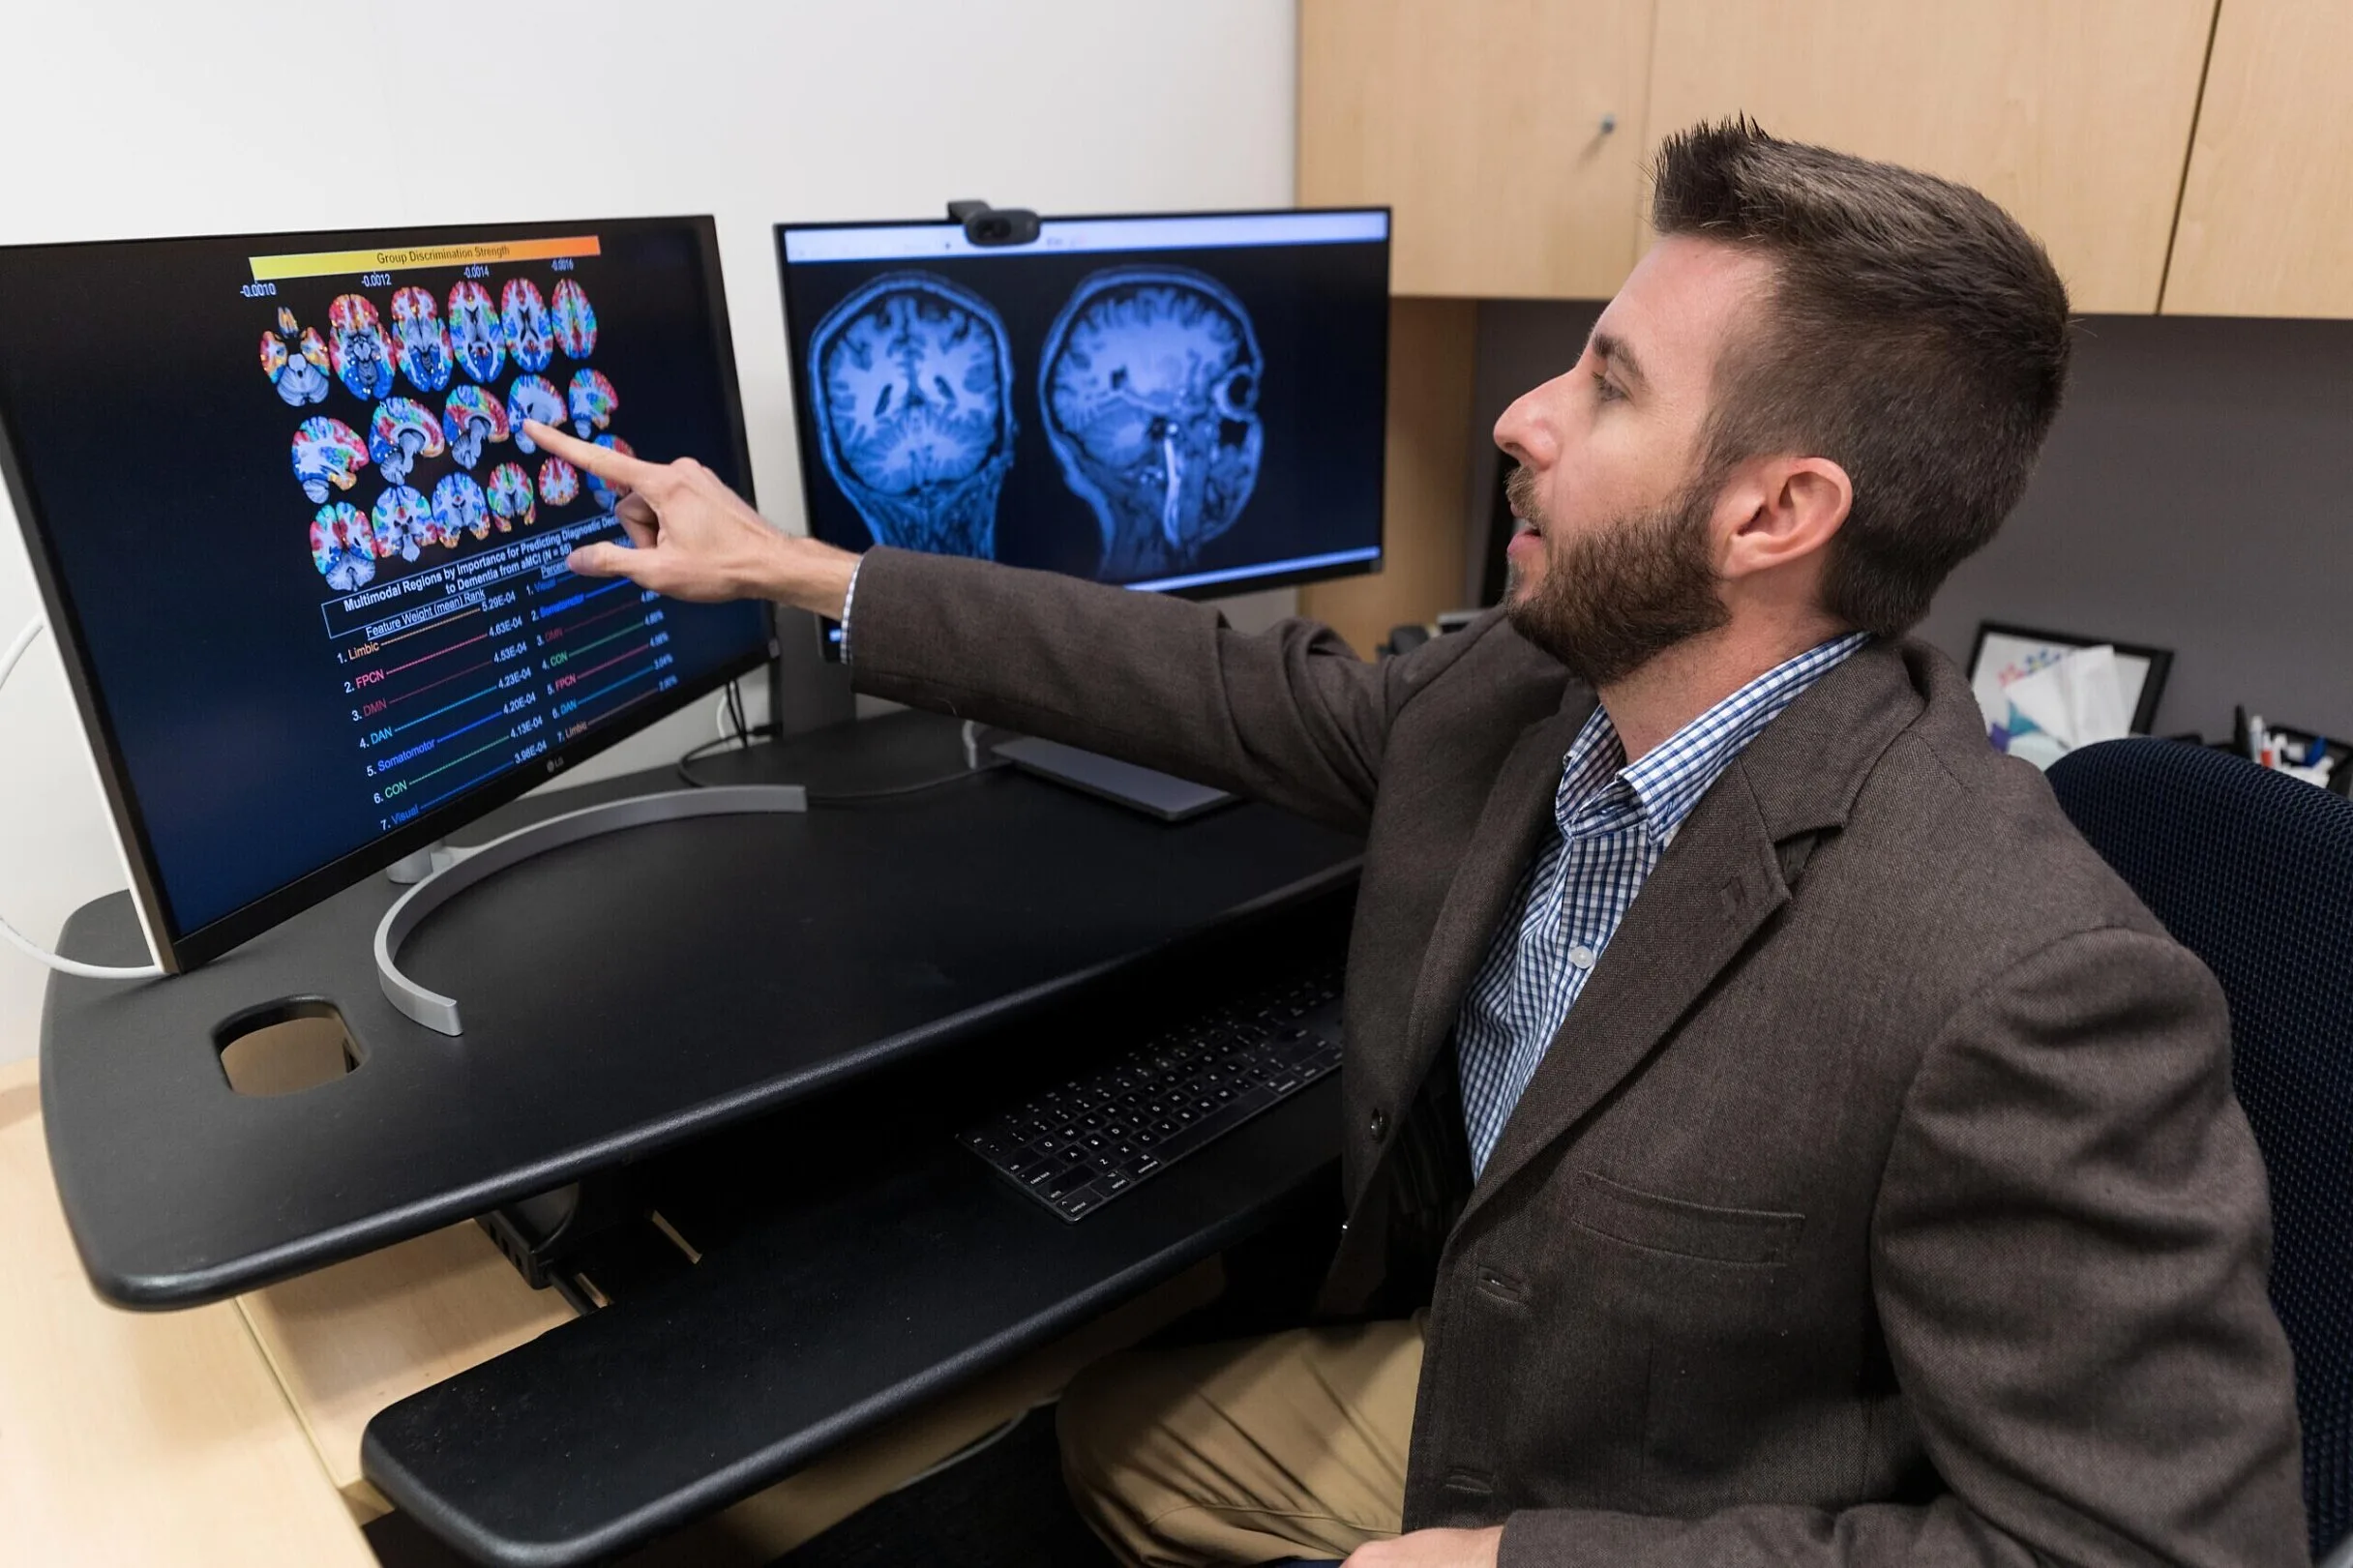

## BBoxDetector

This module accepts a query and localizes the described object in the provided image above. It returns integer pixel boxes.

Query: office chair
[2047,738,2353,1567]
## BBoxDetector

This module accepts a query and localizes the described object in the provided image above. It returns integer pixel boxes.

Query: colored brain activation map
[780,211,1388,595]
[0,220,767,957]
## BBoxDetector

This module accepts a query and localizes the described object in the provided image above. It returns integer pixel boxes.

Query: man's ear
[1720,456,1852,580]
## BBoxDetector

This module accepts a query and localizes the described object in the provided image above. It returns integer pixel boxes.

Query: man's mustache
[1504,462,1541,530]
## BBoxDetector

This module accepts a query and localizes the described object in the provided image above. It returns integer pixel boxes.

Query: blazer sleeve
[1498,927,2308,1568]
[840,546,1464,833]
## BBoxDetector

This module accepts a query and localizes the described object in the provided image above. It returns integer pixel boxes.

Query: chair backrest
[2047,738,2353,1560]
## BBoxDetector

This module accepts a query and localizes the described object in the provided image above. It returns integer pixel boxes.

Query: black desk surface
[365,1009,1346,1567]
[40,711,1362,1307]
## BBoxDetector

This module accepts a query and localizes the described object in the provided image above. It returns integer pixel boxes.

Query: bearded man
[526,120,2306,1568]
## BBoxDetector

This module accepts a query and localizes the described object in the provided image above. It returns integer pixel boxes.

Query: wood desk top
[0,1056,374,1566]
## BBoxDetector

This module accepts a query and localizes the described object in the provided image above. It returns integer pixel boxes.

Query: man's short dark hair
[1652,118,2072,636]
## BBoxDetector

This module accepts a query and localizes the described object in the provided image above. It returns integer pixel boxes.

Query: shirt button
[1566,944,1597,970]
[1367,1109,1389,1141]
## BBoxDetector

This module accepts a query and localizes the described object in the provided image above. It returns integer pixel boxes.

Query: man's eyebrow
[1588,331,1649,389]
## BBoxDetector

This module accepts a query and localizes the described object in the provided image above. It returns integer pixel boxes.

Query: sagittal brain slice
[291,416,369,502]
[1040,266,1264,578]
[508,374,563,452]
[441,385,510,469]
[808,271,1015,557]
[368,398,445,487]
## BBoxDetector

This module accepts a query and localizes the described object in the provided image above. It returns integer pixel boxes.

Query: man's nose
[1492,385,1556,471]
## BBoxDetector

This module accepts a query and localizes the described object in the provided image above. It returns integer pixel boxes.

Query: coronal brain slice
[808,272,1015,558]
[1040,266,1265,578]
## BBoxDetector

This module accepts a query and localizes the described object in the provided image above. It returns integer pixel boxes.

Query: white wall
[0,0,1300,1060]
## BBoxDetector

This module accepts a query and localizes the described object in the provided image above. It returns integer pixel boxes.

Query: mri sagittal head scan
[1040,266,1265,579]
[808,271,1017,558]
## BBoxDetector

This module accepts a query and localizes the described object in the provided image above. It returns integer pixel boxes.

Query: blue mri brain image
[507,374,564,453]
[369,398,445,488]
[808,272,1015,558]
[1039,266,1264,579]
[389,288,454,395]
[501,280,556,372]
[260,308,331,407]
[291,416,369,503]
[372,485,433,562]
[432,472,491,542]
[447,281,506,384]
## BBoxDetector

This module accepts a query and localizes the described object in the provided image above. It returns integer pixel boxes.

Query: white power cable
[0,616,163,980]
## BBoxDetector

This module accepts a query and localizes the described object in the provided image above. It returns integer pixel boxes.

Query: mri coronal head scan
[1040,266,1265,579]
[808,271,1017,558]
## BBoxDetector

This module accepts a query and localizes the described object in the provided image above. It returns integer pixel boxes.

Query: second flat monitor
[777,208,1389,598]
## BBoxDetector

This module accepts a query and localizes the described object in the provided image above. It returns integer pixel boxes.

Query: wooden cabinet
[1297,0,1656,299]
[1642,0,2216,313]
[2164,0,2353,317]
[1303,1,2219,313]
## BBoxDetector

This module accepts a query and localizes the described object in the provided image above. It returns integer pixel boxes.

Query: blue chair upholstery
[2048,738,2353,1562]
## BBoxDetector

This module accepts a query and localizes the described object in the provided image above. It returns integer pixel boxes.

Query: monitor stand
[373,784,808,1036]
[986,735,1236,823]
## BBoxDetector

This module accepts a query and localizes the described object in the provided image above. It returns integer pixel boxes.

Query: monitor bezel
[772,204,1393,604]
[0,214,775,974]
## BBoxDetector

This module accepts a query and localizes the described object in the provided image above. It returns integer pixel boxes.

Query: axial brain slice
[809,273,1014,557]
[1040,267,1264,578]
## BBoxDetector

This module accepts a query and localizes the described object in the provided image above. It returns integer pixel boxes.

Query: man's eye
[1593,372,1623,402]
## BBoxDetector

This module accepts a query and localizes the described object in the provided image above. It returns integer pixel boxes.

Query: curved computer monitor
[0,217,776,972]
[776,207,1390,646]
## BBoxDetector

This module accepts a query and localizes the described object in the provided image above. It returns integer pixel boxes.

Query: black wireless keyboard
[959,963,1346,1221]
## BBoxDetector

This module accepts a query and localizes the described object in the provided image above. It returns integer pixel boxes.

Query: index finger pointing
[523,420,663,488]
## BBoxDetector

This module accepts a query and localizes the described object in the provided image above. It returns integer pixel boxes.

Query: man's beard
[1503,464,1730,688]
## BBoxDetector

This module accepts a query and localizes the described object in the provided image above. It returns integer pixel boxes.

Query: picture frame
[1966,621,2174,736]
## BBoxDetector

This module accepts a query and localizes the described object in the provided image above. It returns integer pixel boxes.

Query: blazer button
[1367,1109,1389,1141]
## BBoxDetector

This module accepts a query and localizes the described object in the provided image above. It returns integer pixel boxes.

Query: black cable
[673,733,743,789]
[725,679,749,748]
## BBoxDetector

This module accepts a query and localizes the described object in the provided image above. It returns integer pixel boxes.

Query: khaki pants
[1057,1317,1424,1567]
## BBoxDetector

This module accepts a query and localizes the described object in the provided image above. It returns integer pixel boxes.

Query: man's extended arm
[530,420,1436,831]
[1492,928,2307,1568]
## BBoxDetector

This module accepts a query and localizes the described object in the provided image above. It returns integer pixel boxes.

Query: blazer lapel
[1456,639,1928,1218]
[1462,759,1789,1218]
[1394,690,1598,1096]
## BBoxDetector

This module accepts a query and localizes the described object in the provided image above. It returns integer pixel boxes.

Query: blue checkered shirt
[1454,634,1870,1174]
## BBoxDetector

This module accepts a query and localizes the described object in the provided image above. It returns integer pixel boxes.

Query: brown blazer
[846,547,2307,1567]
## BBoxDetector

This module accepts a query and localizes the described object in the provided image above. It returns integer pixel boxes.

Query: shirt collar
[1557,633,1872,840]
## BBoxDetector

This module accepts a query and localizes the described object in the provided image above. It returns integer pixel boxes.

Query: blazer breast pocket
[1568,1169,1805,1267]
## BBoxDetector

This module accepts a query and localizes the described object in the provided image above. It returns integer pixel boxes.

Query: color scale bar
[250,235,601,282]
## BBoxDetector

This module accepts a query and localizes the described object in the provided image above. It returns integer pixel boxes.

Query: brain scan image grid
[268,274,621,588]
[802,264,1268,579]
